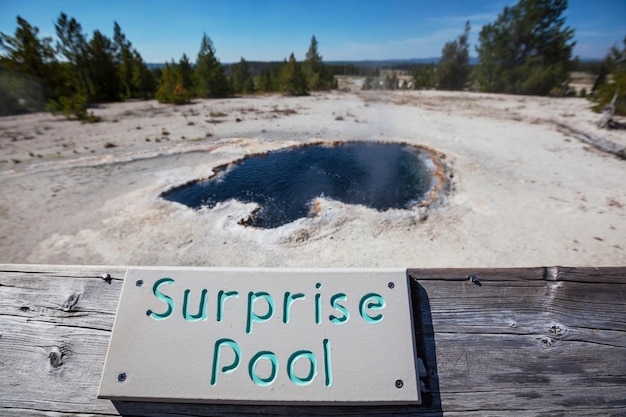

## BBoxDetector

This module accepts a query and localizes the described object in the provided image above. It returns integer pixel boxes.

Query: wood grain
[1,265,624,416]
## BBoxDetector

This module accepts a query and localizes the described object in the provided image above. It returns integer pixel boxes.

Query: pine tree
[0,16,56,113]
[475,0,575,95]
[257,68,275,92]
[55,13,93,98]
[303,35,334,90]
[193,33,232,98]
[87,30,119,102]
[590,37,626,116]
[1,13,154,115]
[113,22,152,99]
[413,63,437,90]
[303,35,322,87]
[361,76,376,90]
[113,22,133,98]
[232,57,254,94]
[437,21,470,90]
[384,72,398,90]
[130,49,154,99]
[280,53,308,96]
[0,16,55,84]
[178,53,194,93]
[156,61,189,104]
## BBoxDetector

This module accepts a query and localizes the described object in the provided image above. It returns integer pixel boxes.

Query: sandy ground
[0,88,625,268]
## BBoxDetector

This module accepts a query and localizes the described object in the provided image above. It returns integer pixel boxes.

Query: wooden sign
[98,268,421,404]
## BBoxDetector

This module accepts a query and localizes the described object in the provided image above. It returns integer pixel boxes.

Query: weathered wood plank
[408,266,626,283]
[408,267,626,416]
[1,265,625,416]
[552,119,626,158]
[1,317,116,414]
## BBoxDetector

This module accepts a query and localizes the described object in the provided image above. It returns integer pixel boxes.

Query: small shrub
[83,111,102,124]
[46,94,101,123]
[156,64,190,105]
[59,94,87,119]
[44,100,62,114]
[104,142,117,148]
[271,107,297,115]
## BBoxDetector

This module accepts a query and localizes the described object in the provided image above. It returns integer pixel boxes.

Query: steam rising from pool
[161,141,437,228]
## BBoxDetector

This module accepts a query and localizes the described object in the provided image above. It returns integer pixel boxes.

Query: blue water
[161,141,432,228]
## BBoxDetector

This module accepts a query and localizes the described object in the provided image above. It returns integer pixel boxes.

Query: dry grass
[271,107,297,115]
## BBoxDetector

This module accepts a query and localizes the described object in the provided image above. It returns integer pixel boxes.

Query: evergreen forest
[1,0,624,118]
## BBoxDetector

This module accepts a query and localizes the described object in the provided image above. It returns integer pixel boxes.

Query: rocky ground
[0,89,624,267]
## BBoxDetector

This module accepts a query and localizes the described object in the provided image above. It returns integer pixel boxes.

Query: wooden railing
[1,265,624,416]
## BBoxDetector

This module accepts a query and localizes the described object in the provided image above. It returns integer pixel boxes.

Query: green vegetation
[155,61,190,105]
[361,0,592,98]
[1,2,623,115]
[474,0,576,96]
[193,33,232,99]
[45,93,101,122]
[231,57,255,94]
[280,53,308,96]
[413,63,437,90]
[303,36,336,91]
[0,16,56,113]
[589,37,626,116]
[437,21,470,91]
[113,22,152,100]
[1,13,338,114]
[0,13,154,117]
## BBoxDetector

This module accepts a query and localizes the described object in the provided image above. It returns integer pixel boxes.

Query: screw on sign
[467,274,482,286]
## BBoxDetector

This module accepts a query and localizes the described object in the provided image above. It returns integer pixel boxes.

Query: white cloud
[427,13,497,26]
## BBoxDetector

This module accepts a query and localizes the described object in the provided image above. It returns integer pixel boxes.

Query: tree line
[0,13,335,117]
[1,0,624,117]
[367,0,577,94]
[155,34,336,104]
[360,0,624,115]
[0,13,154,119]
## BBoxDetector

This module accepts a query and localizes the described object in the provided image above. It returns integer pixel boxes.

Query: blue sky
[1,0,624,63]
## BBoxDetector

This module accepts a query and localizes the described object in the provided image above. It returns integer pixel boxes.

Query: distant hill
[147,57,599,73]
[146,57,481,71]
[326,58,438,67]
[325,57,479,67]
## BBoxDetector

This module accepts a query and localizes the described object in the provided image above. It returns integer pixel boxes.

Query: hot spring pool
[161,141,444,228]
